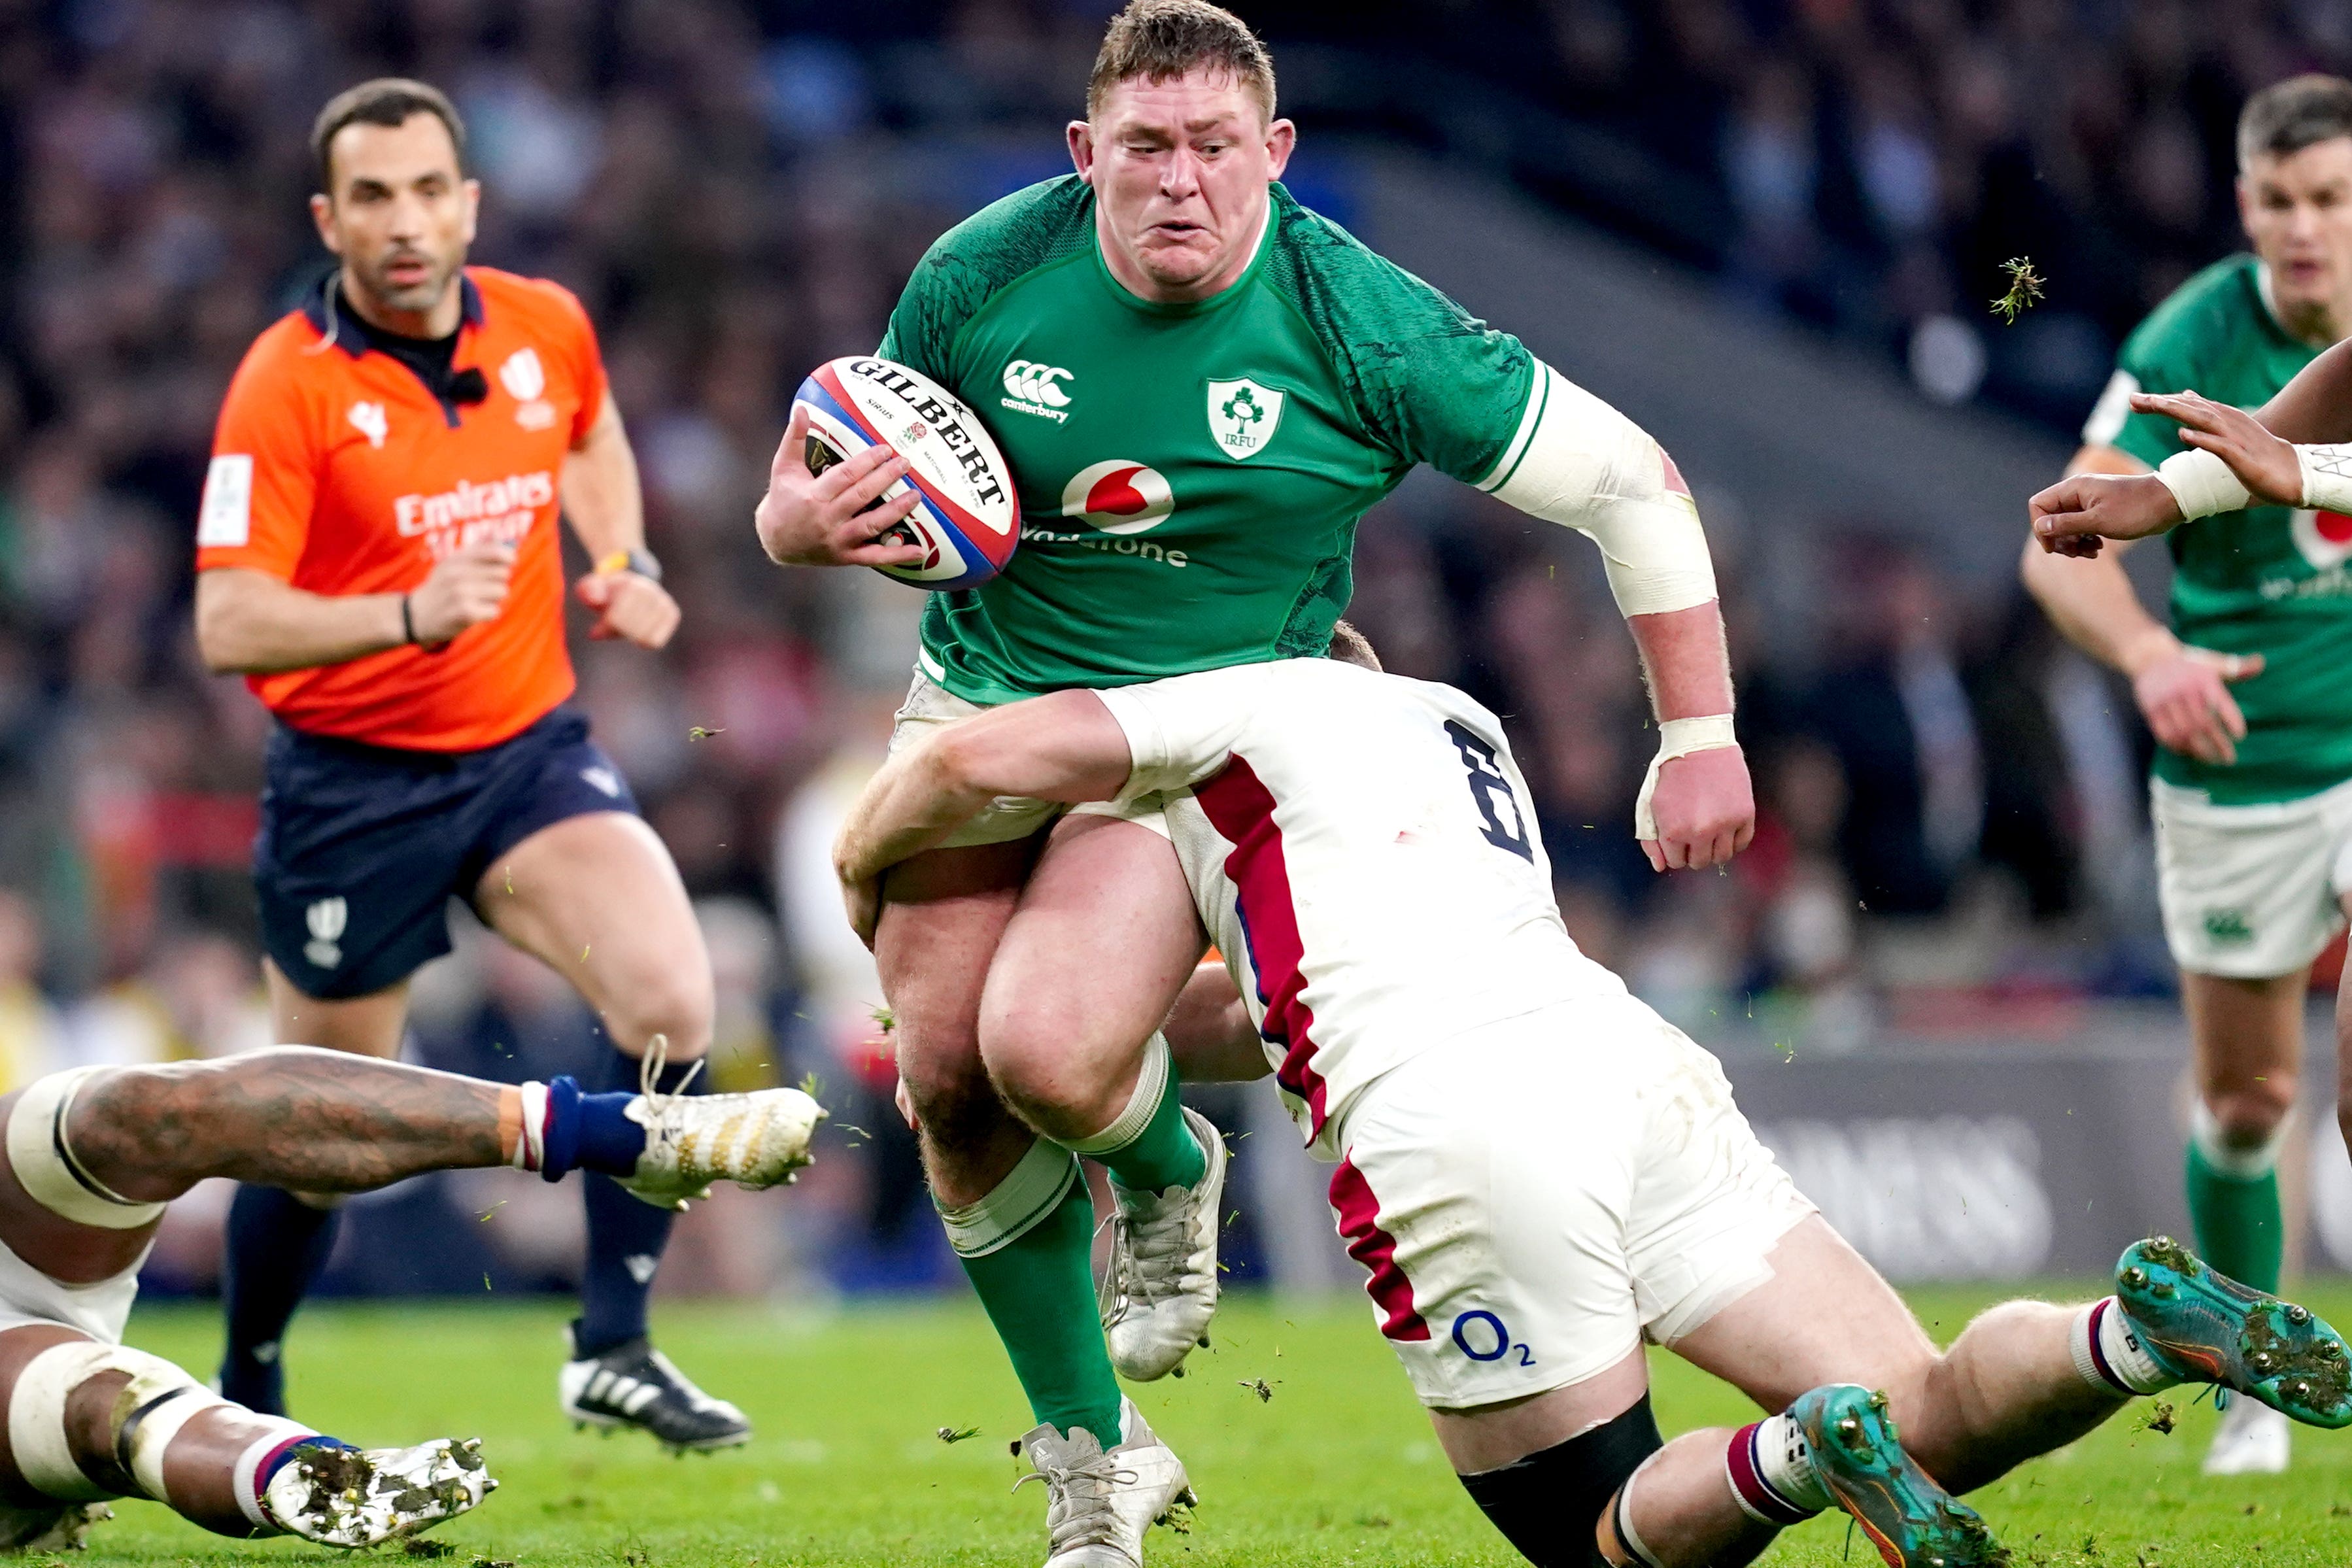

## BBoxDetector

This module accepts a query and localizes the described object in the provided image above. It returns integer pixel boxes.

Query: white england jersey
[1096,660,1631,1159]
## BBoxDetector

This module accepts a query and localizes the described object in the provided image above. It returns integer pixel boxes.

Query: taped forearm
[1478,363,1718,616]
[2157,442,2352,517]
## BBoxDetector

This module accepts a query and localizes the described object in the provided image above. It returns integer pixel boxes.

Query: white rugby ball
[792,356,1020,590]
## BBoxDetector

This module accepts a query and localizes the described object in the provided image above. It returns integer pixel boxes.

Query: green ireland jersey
[878,176,1535,703]
[2088,253,2347,804]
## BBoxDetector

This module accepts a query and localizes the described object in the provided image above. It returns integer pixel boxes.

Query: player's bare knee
[2204,1082,2294,1147]
[602,970,714,1062]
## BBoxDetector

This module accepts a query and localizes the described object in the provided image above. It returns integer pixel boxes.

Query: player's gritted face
[1072,68,1295,303]
[309,112,479,328]
[2238,136,2352,331]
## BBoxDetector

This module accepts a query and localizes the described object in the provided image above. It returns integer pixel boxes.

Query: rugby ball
[792,357,1019,590]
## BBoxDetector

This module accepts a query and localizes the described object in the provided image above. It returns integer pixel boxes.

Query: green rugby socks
[938,1138,1125,1448]
[1066,1034,1206,1200]
[2186,1102,2285,1293]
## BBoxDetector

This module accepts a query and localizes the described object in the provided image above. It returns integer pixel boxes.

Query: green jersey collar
[1090,183,1281,316]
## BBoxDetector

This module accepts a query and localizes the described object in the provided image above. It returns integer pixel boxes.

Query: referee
[192,80,747,1451]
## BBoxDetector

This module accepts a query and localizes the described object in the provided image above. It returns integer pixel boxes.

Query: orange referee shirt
[196,267,607,753]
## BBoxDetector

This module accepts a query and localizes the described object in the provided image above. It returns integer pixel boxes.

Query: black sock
[572,1045,694,1358]
[1457,1395,1663,1568]
[218,1184,341,1415]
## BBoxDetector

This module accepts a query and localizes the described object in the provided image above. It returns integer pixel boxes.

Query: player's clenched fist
[753,403,931,569]
[2029,472,2183,558]
[575,567,679,649]
[1642,745,1756,873]
[408,541,515,643]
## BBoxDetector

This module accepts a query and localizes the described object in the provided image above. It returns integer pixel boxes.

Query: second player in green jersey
[2025,73,2352,1480]
[2087,252,2345,802]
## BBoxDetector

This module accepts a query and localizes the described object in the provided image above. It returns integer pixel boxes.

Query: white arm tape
[2153,449,2251,520]
[2298,444,2352,514]
[1480,363,1718,617]
[1634,715,1738,841]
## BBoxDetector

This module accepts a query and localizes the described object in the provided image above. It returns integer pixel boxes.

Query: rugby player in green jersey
[756,5,1752,1560]
[2024,73,2352,1480]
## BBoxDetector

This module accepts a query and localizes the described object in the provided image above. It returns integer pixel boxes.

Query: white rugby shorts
[0,1228,138,1346]
[889,669,1168,847]
[2151,774,2352,979]
[1327,1000,1813,1410]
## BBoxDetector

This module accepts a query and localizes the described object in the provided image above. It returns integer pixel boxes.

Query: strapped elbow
[1480,364,1717,618]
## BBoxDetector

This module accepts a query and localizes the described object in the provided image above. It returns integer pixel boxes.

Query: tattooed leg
[66,1049,511,1202]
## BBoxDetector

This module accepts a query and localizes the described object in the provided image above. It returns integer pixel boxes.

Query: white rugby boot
[2204,1391,2292,1475]
[1012,1398,1193,1568]
[617,1034,826,1211]
[1099,1107,1227,1381]
[260,1437,494,1547]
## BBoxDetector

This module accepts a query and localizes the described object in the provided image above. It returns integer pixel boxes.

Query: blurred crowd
[1491,0,2352,420]
[0,0,2226,1301]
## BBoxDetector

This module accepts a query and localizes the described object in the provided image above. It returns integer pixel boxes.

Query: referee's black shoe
[558,1323,752,1453]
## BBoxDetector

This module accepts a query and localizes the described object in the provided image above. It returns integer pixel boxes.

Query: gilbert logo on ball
[792,357,1018,590]
[1061,461,1174,536]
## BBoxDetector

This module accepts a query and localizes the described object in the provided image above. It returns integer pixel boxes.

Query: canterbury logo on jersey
[1000,359,1074,422]
[394,471,556,537]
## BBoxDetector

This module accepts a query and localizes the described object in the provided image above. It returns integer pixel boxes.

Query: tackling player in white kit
[836,650,2352,1568]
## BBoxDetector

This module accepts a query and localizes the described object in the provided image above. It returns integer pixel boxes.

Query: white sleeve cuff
[1090,687,1167,804]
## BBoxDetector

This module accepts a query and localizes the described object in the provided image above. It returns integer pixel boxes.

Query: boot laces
[1014,1450,1138,1554]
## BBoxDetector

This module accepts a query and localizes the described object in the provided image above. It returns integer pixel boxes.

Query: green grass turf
[85,1282,2352,1566]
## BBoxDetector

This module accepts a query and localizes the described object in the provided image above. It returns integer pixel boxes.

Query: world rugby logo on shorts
[303,897,347,970]
[502,349,558,431]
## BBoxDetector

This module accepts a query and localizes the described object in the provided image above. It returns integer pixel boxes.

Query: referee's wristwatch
[595,547,663,583]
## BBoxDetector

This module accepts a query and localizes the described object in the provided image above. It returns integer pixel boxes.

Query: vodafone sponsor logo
[1061,461,1174,535]
[1025,460,1187,566]
[395,470,555,553]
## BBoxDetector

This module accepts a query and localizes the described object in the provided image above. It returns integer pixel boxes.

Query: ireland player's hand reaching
[753,404,930,569]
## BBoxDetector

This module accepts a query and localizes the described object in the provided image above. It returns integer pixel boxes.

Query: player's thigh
[264,961,407,1060]
[2181,968,2306,1117]
[877,837,1037,1106]
[1666,1216,1937,1414]
[979,812,1204,1107]
[475,810,711,1055]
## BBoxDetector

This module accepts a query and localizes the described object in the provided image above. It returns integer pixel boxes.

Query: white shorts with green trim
[1327,1000,1815,1412]
[2151,774,2352,979]
[889,668,1168,849]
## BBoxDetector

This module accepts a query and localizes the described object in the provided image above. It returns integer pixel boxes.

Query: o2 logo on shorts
[1451,1309,1535,1367]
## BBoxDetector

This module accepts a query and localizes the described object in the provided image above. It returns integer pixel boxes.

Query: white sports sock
[2190,1099,2290,1179]
[1063,1034,1170,1159]
[2070,1297,2177,1397]
[1726,1413,1829,1524]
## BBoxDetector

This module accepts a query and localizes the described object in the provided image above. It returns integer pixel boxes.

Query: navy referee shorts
[254,706,640,1000]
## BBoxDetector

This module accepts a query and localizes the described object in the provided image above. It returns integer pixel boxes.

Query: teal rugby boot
[1790,1384,2009,1568]
[2115,1235,2352,1428]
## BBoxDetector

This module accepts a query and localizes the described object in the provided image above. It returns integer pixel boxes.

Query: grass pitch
[97,1283,2352,1566]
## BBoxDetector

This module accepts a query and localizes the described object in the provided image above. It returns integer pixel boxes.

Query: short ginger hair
[1087,0,1276,124]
